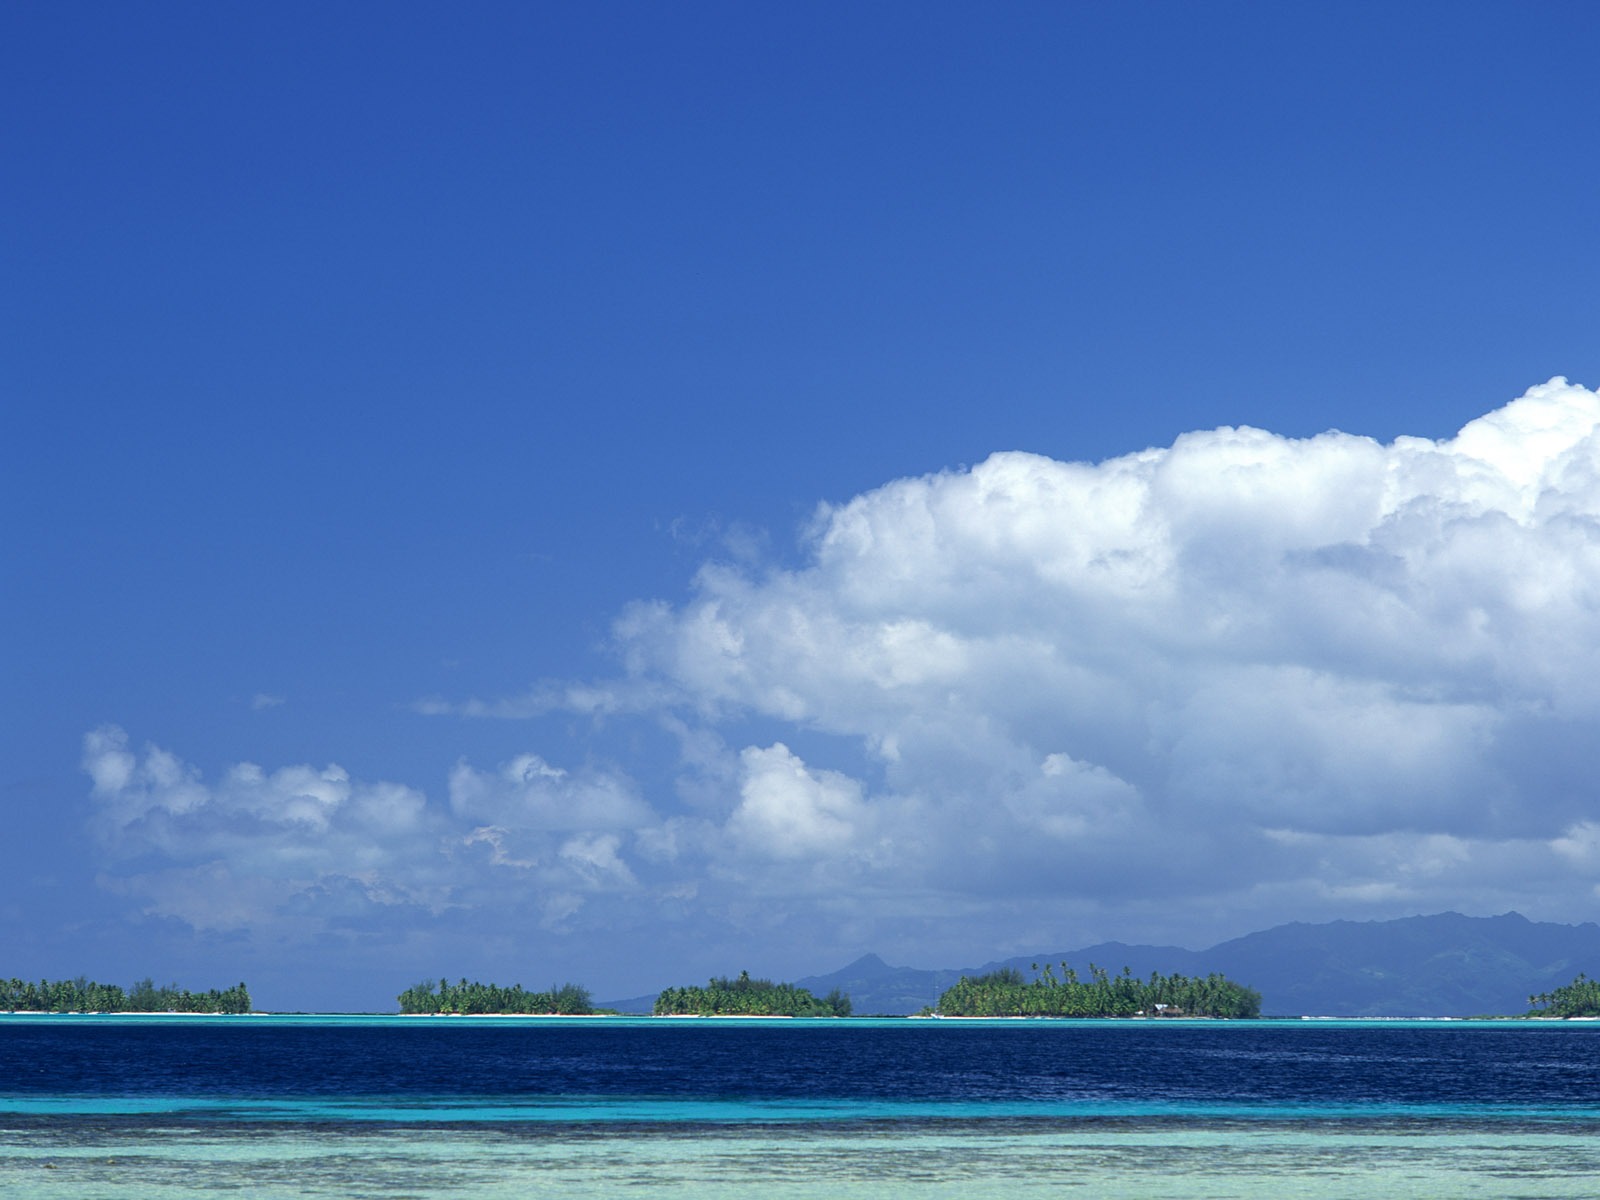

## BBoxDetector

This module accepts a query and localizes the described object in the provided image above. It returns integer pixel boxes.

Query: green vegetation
[655,970,852,1016]
[1528,973,1600,1018]
[934,963,1262,1018]
[397,978,594,1015]
[0,976,252,1013]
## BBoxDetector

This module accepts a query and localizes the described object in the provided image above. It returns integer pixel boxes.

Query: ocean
[3,1015,1598,1197]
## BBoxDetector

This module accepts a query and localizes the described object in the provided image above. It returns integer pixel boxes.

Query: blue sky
[5,2,1600,1010]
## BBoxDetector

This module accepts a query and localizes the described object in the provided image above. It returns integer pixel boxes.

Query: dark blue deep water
[4,1017,1599,1120]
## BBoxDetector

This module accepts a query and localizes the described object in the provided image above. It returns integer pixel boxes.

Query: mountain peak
[824,952,894,977]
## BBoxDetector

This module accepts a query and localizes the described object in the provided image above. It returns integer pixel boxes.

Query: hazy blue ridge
[1195,911,1600,1016]
[600,912,1600,1017]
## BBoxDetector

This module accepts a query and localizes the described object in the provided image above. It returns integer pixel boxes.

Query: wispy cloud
[410,679,674,719]
[82,726,662,936]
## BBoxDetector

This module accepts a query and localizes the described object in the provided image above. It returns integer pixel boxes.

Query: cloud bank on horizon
[85,378,1600,959]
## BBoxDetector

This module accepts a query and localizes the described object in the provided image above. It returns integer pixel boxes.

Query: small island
[655,970,853,1016]
[1,976,252,1014]
[933,964,1262,1018]
[1528,973,1600,1018]
[396,978,595,1015]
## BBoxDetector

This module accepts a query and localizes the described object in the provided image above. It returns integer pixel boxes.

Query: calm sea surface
[3,1015,1598,1197]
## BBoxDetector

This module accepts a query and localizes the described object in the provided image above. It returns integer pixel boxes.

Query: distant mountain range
[602,912,1600,1016]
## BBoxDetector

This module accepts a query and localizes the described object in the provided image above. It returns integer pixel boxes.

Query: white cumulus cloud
[594,377,1600,936]
[729,743,870,859]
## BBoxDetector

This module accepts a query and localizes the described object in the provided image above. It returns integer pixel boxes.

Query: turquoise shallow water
[4,1016,1598,1197]
[8,1094,1600,1123]
[7,1118,1600,1199]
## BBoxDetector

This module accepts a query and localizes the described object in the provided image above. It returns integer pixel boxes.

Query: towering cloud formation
[85,380,1600,951]
[609,376,1600,921]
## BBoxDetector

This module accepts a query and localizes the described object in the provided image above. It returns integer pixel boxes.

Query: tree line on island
[1528,974,1600,1018]
[0,977,252,1013]
[654,970,853,1016]
[933,964,1262,1018]
[396,978,595,1015]
[13,967,1600,1018]
[397,965,1261,1018]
